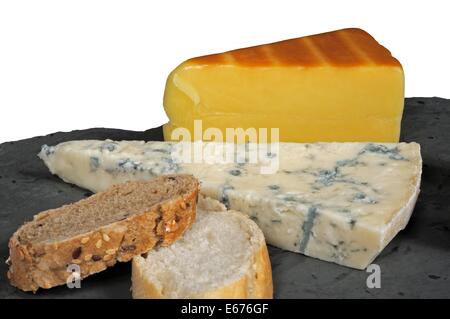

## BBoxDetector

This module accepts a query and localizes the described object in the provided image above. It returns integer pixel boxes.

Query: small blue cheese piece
[38,140,422,269]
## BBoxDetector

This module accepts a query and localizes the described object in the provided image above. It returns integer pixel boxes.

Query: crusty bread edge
[131,209,273,299]
[8,177,199,292]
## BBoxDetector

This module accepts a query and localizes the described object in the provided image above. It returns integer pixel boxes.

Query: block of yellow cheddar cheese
[163,28,404,143]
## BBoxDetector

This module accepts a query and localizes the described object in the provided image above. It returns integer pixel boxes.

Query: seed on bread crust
[165,220,178,233]
[72,247,82,259]
[92,255,102,261]
[121,244,136,251]
[103,254,113,261]
[102,233,110,242]
[95,239,102,248]
[71,259,82,264]
[106,248,117,255]
[81,237,90,244]
[42,282,52,289]
[84,254,93,261]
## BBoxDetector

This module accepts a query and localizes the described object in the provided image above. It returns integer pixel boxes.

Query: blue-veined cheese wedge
[39,140,422,269]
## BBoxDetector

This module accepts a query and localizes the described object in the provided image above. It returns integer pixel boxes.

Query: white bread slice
[132,196,273,299]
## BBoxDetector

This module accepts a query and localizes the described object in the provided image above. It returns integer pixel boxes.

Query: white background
[0,0,449,143]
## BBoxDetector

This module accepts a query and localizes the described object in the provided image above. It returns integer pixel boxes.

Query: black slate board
[1,97,449,299]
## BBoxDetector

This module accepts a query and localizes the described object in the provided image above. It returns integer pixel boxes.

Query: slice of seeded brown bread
[7,174,199,292]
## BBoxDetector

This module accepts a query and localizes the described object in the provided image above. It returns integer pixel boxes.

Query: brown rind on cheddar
[187,28,401,68]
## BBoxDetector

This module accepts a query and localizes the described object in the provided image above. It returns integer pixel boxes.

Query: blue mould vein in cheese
[38,141,422,269]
